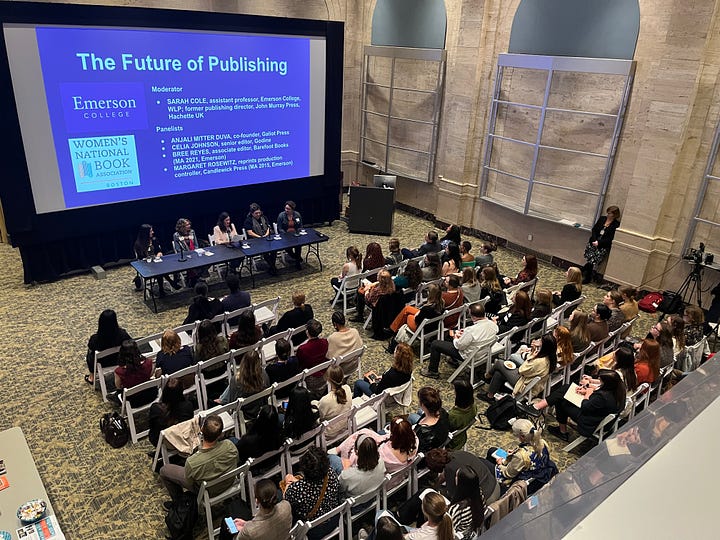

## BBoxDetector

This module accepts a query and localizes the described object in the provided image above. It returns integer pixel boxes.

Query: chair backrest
[237,384,277,435]
[259,329,293,366]
[172,321,199,349]
[388,451,423,500]
[683,337,708,372]
[408,311,446,361]
[285,423,326,473]
[415,278,444,305]
[134,330,165,355]
[253,296,281,326]
[336,345,366,380]
[200,399,242,438]
[439,303,468,337]
[208,233,216,246]
[300,500,349,540]
[121,376,164,443]
[222,305,254,336]
[350,391,388,433]
[271,370,305,406]
[246,439,292,505]
[300,358,336,387]
[92,345,121,402]
[197,461,251,540]
[345,475,391,535]
[168,363,201,410]
[624,382,650,418]
[197,350,233,410]
[513,375,541,404]
[385,376,414,409]
[321,407,355,448]
[565,342,595,384]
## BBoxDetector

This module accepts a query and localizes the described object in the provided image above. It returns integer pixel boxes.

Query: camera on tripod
[683,243,705,264]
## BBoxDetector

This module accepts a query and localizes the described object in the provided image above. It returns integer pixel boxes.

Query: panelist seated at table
[243,202,278,276]
[133,224,181,295]
[172,217,208,288]
[276,200,303,270]
[212,211,239,244]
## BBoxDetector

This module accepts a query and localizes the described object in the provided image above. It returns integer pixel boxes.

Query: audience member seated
[441,275,465,328]
[244,202,278,275]
[439,224,462,249]
[587,303,611,343]
[363,241,386,274]
[159,414,238,505]
[183,281,223,325]
[488,419,555,489]
[533,369,626,442]
[283,445,340,540]
[335,435,387,498]
[385,238,404,266]
[402,230,441,260]
[634,338,660,384]
[195,319,229,363]
[502,254,538,287]
[429,448,501,505]
[425,302,498,379]
[133,223,181,294]
[234,404,283,465]
[481,334,556,403]
[493,290,532,345]
[84,309,132,385]
[552,267,582,307]
[113,340,154,406]
[618,285,639,320]
[553,326,576,374]
[282,386,320,442]
[459,241,476,268]
[530,289,553,322]
[330,246,362,291]
[460,267,482,303]
[351,269,395,322]
[441,242,462,276]
[268,292,314,346]
[230,478,292,540]
[602,290,626,332]
[265,338,300,399]
[276,200,303,269]
[474,242,496,268]
[649,321,675,369]
[683,304,705,345]
[568,310,591,352]
[296,319,330,398]
[421,252,442,282]
[212,211,238,245]
[447,379,477,451]
[313,366,351,440]
[611,345,639,392]
[388,283,445,352]
[220,273,251,325]
[478,266,506,314]
[406,491,454,540]
[392,259,423,293]
[148,377,195,447]
[331,417,419,474]
[409,386,450,453]
[154,329,195,378]
[326,311,363,361]
[217,351,271,418]
[354,343,414,398]
[229,310,263,351]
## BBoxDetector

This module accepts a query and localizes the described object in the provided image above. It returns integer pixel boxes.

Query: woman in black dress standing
[583,205,621,284]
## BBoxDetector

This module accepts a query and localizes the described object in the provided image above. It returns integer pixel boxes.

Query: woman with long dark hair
[503,254,538,287]
[582,205,621,283]
[449,466,486,539]
[113,339,154,406]
[84,309,131,384]
[421,252,442,282]
[234,404,283,465]
[212,211,238,244]
[363,242,385,272]
[441,242,462,276]
[133,224,182,293]
[228,310,263,350]
[337,435,386,497]
[282,385,320,441]
[447,379,477,451]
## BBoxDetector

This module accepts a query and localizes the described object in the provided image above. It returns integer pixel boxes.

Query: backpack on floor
[638,291,664,313]
[480,395,518,430]
[99,412,129,448]
[165,491,198,540]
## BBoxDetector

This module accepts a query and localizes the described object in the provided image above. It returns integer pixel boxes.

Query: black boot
[350,310,365,323]
[386,337,398,354]
[582,263,593,284]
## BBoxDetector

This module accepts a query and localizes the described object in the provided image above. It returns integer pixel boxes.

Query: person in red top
[634,338,660,384]
[296,319,329,398]
[113,340,154,406]
[441,275,465,329]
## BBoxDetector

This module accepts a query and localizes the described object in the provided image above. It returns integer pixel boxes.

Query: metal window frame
[480,53,635,225]
[360,45,446,183]
[683,117,720,255]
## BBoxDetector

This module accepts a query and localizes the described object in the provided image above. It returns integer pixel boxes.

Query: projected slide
[29,26,317,210]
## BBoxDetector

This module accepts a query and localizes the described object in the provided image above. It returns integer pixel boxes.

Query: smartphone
[224,517,238,534]
[282,401,288,410]
[492,448,508,460]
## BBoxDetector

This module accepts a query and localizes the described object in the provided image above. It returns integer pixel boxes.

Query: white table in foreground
[0,426,56,535]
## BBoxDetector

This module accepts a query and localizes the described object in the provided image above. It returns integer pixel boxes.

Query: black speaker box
[348,186,395,235]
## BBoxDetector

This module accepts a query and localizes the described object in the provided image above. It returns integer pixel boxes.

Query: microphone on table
[177,236,187,262]
[294,217,301,237]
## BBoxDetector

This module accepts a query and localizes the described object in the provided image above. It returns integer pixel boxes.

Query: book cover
[563,383,586,408]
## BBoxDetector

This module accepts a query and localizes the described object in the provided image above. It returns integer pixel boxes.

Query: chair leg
[563,435,587,452]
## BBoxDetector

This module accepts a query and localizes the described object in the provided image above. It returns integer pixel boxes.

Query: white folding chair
[320,407,355,449]
[253,296,281,327]
[336,345,366,380]
[563,413,618,452]
[237,384,277,435]
[197,351,233,410]
[345,475,391,537]
[298,501,349,540]
[172,321,199,349]
[222,305,254,337]
[565,342,595,384]
[350,391,388,433]
[448,339,494,387]
[384,376,414,418]
[121,376,163,443]
[167,363,201,413]
[331,272,364,316]
[284,423,326,473]
[245,440,291,509]
[92,346,121,402]
[197,461,251,540]
[134,330,165,356]
[405,311,445,362]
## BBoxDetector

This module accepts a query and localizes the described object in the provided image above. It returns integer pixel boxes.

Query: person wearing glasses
[276,200,303,270]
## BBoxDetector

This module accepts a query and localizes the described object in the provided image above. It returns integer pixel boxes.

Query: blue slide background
[35,26,311,209]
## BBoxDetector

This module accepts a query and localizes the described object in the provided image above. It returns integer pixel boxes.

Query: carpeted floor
[0,206,656,539]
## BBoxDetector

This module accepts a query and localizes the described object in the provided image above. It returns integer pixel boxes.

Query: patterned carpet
[0,206,656,539]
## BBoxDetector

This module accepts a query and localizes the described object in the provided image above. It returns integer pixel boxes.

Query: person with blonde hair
[354,342,414,398]
[569,310,591,352]
[602,290,627,332]
[552,266,583,306]
[531,289,553,320]
[154,329,195,377]
[407,491,454,540]
[488,418,552,485]
[217,350,270,413]
[460,266,482,303]
[479,265,505,313]
[352,269,396,322]
[313,365,351,440]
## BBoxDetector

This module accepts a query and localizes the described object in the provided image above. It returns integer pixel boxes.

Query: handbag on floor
[99,412,129,448]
